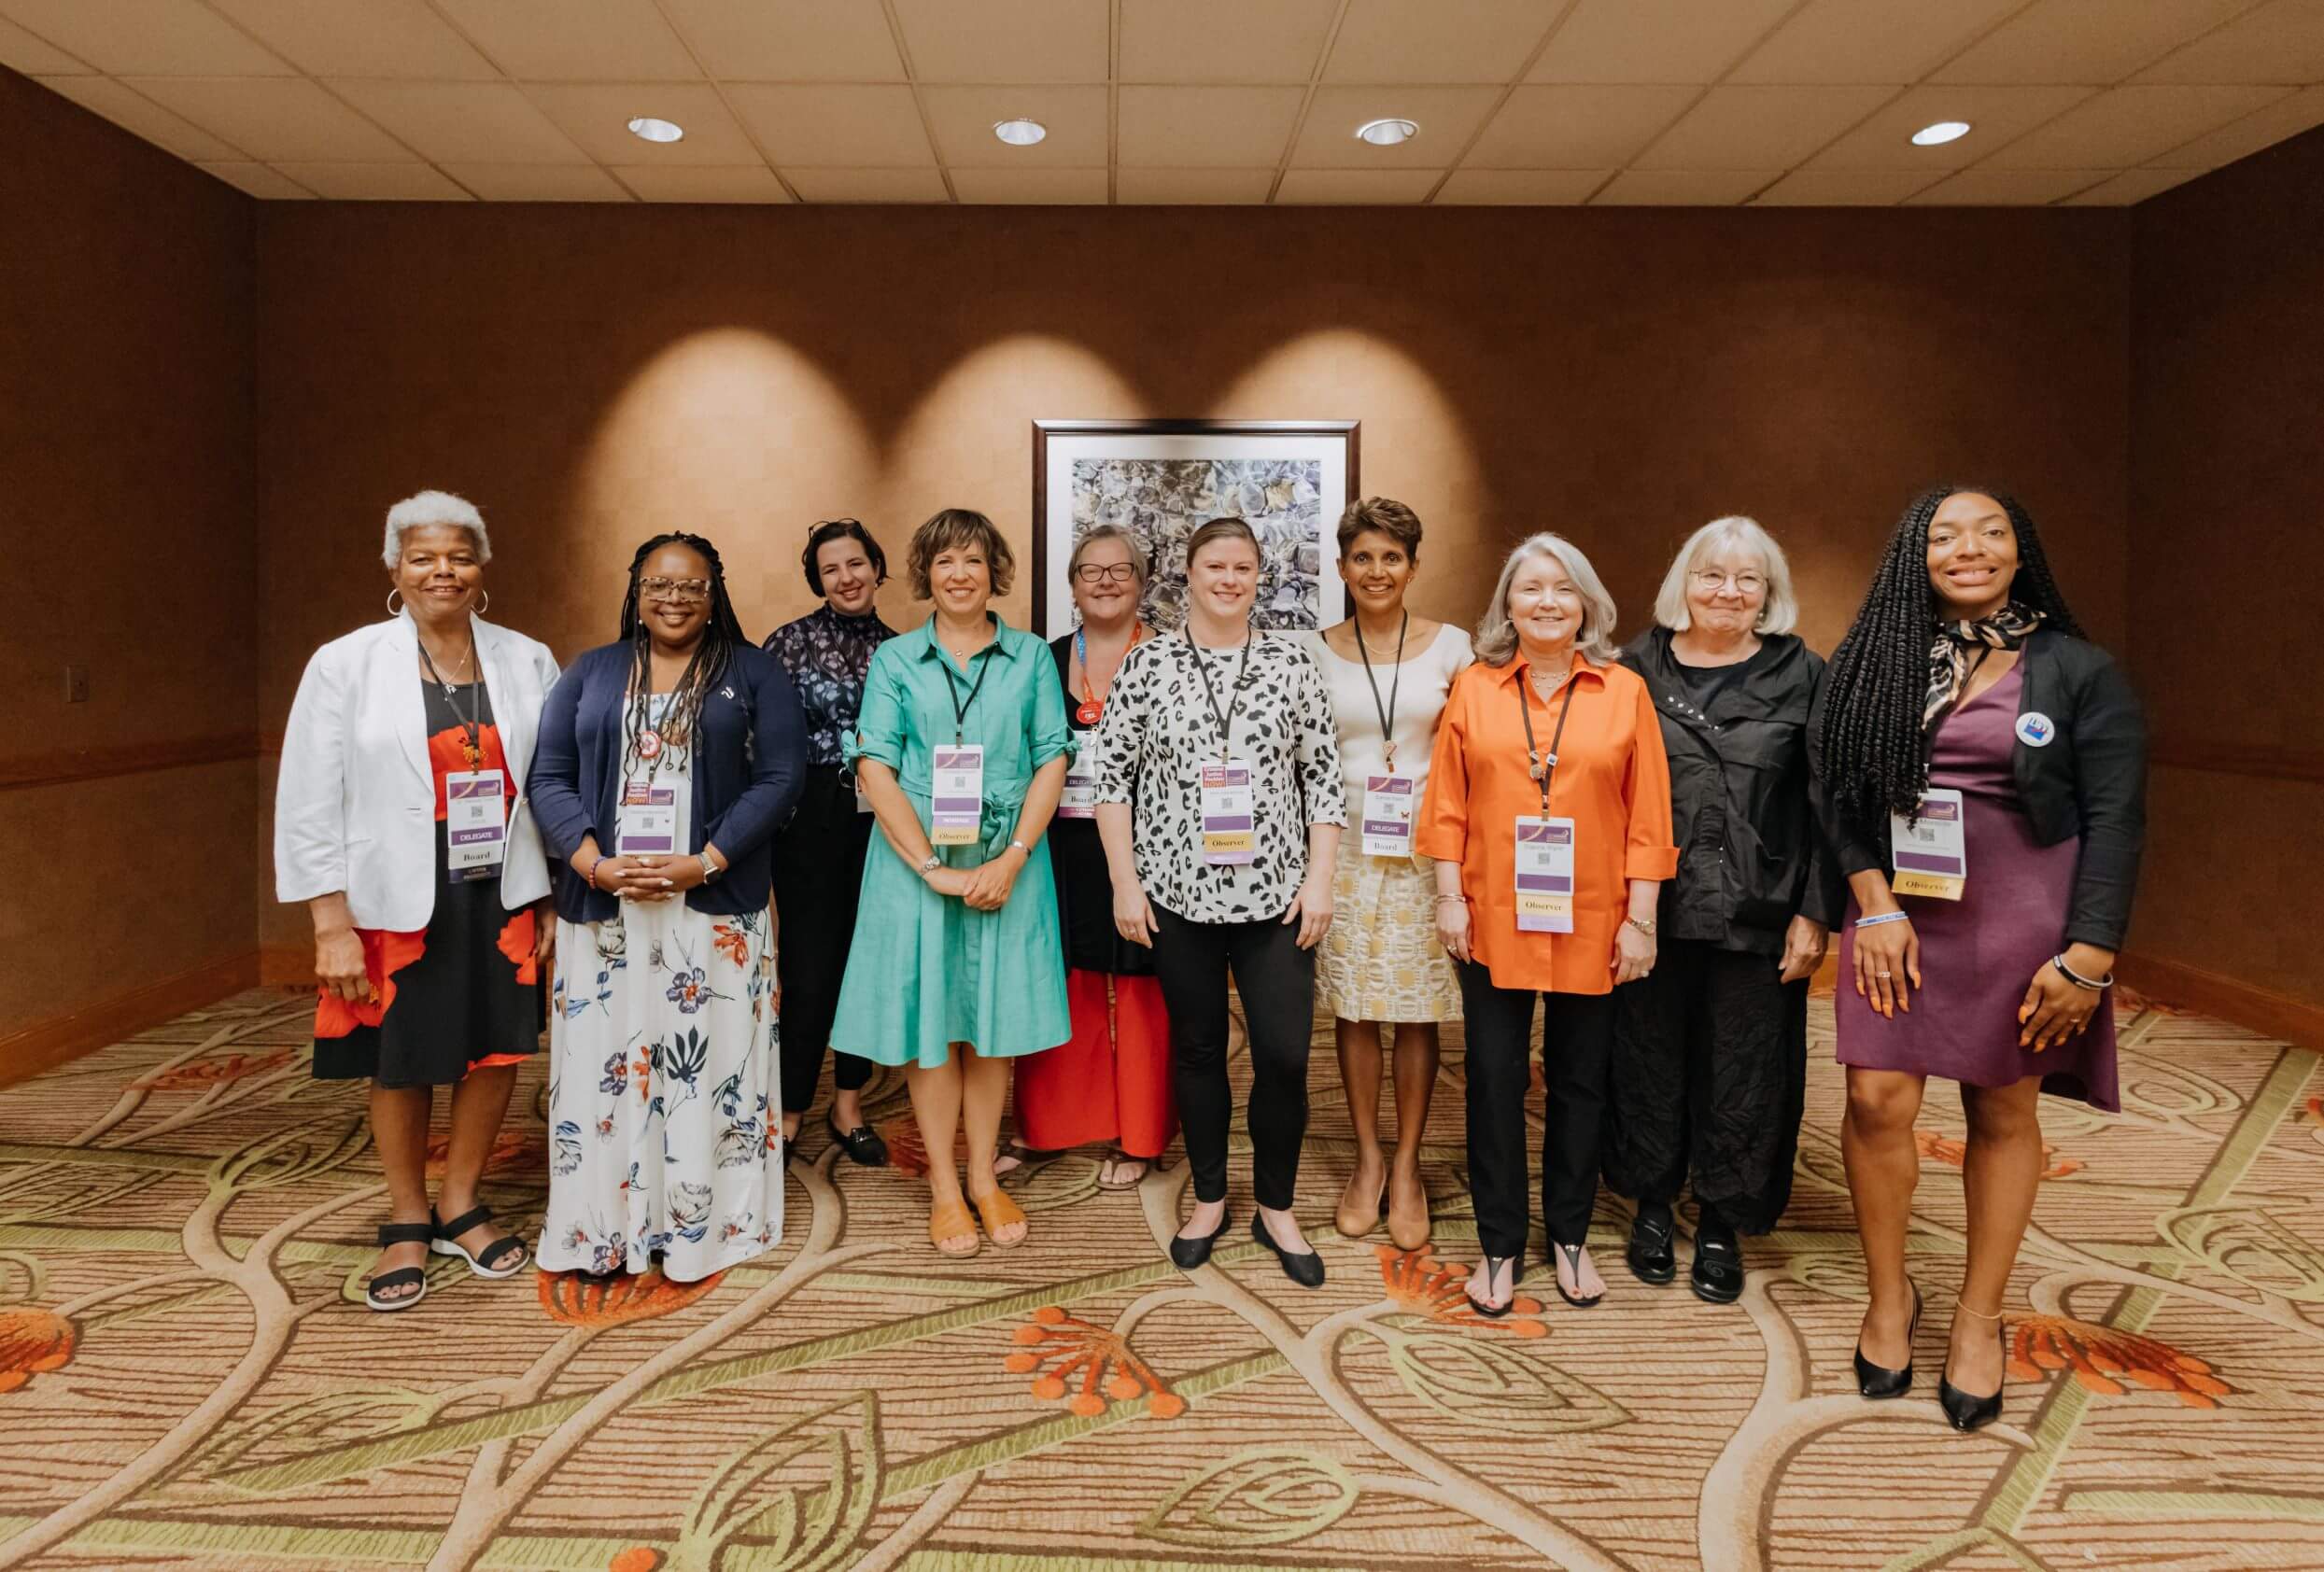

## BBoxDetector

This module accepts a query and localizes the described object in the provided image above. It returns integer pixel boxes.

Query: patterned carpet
[1,982,2319,1572]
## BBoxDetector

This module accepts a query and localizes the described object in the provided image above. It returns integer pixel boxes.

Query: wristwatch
[698,853,723,882]
[1626,916,1657,937]
[919,853,943,875]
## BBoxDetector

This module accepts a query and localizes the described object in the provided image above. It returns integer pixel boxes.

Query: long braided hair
[1818,484,2083,830]
[618,531,748,770]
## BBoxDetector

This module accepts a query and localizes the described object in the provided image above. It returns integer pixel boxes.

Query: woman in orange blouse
[1417,533,1677,1317]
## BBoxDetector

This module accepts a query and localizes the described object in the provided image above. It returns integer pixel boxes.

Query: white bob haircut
[1652,514,1798,636]
[1473,532,1622,667]
[382,489,491,569]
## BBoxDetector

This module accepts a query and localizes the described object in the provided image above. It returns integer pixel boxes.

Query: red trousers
[1013,969,1176,1158]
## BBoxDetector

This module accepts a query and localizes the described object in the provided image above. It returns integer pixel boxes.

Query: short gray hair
[1474,533,1621,667]
[383,489,490,568]
[1068,522,1148,582]
[1652,514,1797,635]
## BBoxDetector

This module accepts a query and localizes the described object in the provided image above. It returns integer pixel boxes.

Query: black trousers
[773,765,876,1115]
[1458,962,1614,1258]
[1604,938,1808,1234]
[1148,903,1315,1209]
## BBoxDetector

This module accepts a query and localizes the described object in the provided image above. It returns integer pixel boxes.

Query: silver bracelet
[2051,953,2114,990]
[1007,838,1031,856]
[1854,911,1911,930]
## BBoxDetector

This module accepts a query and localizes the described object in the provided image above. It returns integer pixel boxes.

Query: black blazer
[1808,628,2146,952]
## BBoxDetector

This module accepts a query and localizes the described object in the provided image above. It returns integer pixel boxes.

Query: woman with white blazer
[275,491,562,1312]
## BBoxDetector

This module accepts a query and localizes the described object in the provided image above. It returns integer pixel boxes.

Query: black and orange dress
[312,679,544,1085]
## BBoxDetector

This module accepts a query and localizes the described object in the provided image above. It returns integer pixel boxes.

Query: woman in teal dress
[833,508,1073,1256]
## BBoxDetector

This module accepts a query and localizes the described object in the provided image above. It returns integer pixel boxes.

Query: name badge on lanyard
[1514,817,1576,932]
[617,782,680,856]
[1361,774,1416,858]
[931,745,985,846]
[852,771,874,814]
[1890,786,1966,900]
[1201,761,1256,865]
[445,771,507,883]
[1058,751,1098,821]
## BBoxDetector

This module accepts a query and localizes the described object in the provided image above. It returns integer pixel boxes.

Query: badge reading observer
[930,745,984,846]
[1890,787,1967,900]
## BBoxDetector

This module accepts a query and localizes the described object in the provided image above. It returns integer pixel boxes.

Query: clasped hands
[923,845,1027,911]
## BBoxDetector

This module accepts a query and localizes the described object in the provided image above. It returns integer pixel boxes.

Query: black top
[1670,643,1765,711]
[1048,632,1154,976]
[764,603,896,769]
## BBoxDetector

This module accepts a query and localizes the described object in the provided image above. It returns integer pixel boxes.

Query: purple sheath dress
[1836,663,2120,1110]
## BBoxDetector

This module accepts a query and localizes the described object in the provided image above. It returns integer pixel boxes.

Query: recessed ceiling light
[1911,119,1972,147]
[627,116,684,144]
[1356,118,1418,147]
[993,118,1047,147]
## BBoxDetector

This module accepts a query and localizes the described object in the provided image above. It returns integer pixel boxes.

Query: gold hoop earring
[477,588,490,615]
[386,587,404,616]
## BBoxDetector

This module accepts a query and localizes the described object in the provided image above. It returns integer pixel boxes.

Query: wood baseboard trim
[2118,951,2324,1051]
[2148,742,2324,786]
[0,951,260,1088]
[0,733,262,793]
[259,945,313,989]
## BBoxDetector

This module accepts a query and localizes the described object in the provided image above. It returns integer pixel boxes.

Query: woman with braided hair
[529,533,808,1282]
[1810,485,2145,1432]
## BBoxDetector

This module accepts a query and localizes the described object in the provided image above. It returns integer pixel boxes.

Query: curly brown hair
[905,508,1015,599]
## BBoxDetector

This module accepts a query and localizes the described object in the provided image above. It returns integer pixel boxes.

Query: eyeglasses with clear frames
[1691,569,1766,596]
[1072,563,1139,585]
[641,576,711,603]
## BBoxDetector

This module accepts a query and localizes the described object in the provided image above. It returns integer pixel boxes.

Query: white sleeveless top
[1298,622,1472,809]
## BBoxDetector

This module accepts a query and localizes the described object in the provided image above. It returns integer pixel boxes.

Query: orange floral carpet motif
[0,987,2318,1569]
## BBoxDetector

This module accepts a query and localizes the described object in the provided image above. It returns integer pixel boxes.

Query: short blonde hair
[1068,523,1148,581]
[906,507,1015,599]
[1652,514,1798,635]
[382,489,489,568]
[1473,533,1621,667]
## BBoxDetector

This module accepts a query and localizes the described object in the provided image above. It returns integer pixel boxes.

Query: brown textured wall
[0,71,255,1041]
[2129,124,2324,1007]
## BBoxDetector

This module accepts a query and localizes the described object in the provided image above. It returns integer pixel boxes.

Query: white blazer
[275,612,564,931]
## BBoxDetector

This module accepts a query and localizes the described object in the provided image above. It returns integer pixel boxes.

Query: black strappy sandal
[1552,1240,1604,1309]
[1465,1254,1519,1319]
[430,1204,528,1279]
[367,1221,434,1312]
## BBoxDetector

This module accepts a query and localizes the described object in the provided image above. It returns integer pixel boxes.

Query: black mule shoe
[1168,1206,1232,1270]
[1627,1210,1677,1284]
[1465,1254,1519,1318]
[1939,1315,2007,1431]
[1250,1213,1326,1288]
[1854,1281,1923,1398]
[1550,1240,1603,1308]
[824,1111,889,1167]
[1690,1233,1745,1304]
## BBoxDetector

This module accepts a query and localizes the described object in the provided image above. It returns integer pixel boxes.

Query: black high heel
[1249,1212,1326,1288]
[1939,1302,2007,1431]
[1465,1254,1518,1318]
[1168,1204,1232,1270]
[1551,1241,1602,1308]
[1853,1280,1922,1398]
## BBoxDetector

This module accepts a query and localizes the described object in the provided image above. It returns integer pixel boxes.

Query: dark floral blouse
[763,603,896,768]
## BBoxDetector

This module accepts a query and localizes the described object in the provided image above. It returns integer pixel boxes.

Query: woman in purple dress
[1810,485,2145,1432]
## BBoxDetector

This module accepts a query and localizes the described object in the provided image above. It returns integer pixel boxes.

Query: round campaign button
[2014,711,2056,748]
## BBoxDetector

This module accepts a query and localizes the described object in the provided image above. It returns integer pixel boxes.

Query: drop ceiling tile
[1980,82,2289,166]
[1807,85,2094,170]
[31,74,246,160]
[1730,0,2023,84]
[890,0,1107,83]
[1118,86,1303,167]
[1119,0,1336,83]
[1905,166,2112,204]
[951,166,1108,204]
[659,0,906,81]
[196,160,314,197]
[331,81,590,164]
[0,14,88,73]
[524,83,762,164]
[1633,84,1894,170]
[725,84,935,165]
[274,161,474,200]
[1466,84,1697,168]
[2147,80,2324,163]
[128,76,415,161]
[2140,0,2324,82]
[1433,167,1608,203]
[430,0,700,81]
[1753,167,1946,204]
[438,162,634,200]
[1324,0,1560,84]
[781,165,951,202]
[1935,0,2257,85]
[1114,166,1276,203]
[1528,0,1797,85]
[613,162,796,202]
[1274,168,1444,203]
[918,84,1107,167]
[0,0,293,75]
[2061,166,2204,203]
[1289,85,1501,167]
[1593,168,1776,204]
[204,0,498,79]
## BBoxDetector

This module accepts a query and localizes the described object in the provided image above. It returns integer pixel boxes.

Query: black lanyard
[418,639,483,765]
[1354,611,1406,770]
[1516,664,1579,815]
[937,625,995,745]
[1184,626,1254,763]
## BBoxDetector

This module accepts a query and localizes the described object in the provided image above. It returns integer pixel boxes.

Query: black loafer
[1627,1210,1677,1285]
[1689,1234,1744,1303]
[1250,1214,1326,1288]
[825,1112,889,1167]
[1168,1206,1232,1270]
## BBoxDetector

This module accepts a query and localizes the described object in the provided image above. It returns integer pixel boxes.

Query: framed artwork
[1032,419,1359,639]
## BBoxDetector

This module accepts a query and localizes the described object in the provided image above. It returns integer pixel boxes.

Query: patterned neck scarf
[1923,600,2044,729]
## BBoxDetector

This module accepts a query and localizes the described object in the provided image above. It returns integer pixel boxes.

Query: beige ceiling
[5,0,2322,205]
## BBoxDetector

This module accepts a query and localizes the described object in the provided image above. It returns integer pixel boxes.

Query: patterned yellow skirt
[1317,832,1463,1024]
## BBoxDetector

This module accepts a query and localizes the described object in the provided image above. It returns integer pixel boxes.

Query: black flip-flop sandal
[1096,1148,1149,1190]
[1465,1254,1518,1318]
[368,1221,434,1312]
[1552,1241,1604,1309]
[431,1204,528,1279]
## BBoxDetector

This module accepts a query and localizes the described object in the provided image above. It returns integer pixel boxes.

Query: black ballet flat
[1939,1315,2007,1432]
[1627,1209,1677,1285]
[824,1111,889,1167]
[1689,1233,1745,1304]
[1465,1254,1519,1318]
[1168,1206,1232,1270]
[1854,1280,1922,1399]
[1250,1213,1326,1289]
[1550,1241,1603,1308]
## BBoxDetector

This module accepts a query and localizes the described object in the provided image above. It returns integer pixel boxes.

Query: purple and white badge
[1360,773,1416,858]
[930,744,985,847]
[445,770,507,882]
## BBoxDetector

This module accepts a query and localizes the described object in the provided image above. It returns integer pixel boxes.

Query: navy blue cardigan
[528,641,808,921]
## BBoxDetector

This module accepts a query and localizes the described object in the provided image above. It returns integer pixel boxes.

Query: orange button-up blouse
[1416,655,1678,996]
